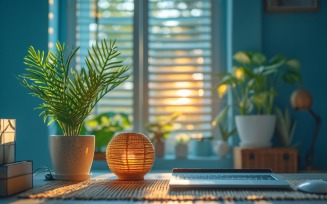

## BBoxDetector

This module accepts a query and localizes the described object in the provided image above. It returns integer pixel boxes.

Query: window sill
[92,154,233,170]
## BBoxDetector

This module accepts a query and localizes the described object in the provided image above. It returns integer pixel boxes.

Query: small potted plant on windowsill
[190,135,213,157]
[146,112,180,157]
[17,39,130,180]
[174,133,190,159]
[212,106,236,158]
[215,51,301,147]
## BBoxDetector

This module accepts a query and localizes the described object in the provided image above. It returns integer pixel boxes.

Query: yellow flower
[217,84,228,98]
[233,67,244,79]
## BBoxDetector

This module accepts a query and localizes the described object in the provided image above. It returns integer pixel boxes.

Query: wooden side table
[234,147,298,173]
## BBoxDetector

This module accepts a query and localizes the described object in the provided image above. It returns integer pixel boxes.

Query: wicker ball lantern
[106,132,155,180]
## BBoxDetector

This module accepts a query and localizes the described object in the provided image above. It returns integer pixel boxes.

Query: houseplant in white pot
[18,39,130,180]
[215,51,301,147]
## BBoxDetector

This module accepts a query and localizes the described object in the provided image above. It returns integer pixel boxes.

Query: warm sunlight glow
[186,124,194,130]
[217,84,228,98]
[197,57,204,64]
[198,89,204,96]
[85,147,89,155]
[177,89,191,97]
[176,98,190,105]
[175,58,191,64]
[175,82,190,88]
[192,73,203,80]
[191,133,203,140]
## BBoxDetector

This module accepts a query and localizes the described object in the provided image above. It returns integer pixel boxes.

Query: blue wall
[0,0,50,169]
[263,1,327,170]
[0,0,326,171]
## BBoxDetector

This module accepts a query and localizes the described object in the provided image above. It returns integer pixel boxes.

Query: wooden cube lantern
[0,119,16,165]
[106,132,155,180]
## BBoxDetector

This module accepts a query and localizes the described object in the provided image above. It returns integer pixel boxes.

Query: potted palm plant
[215,51,301,147]
[18,39,130,180]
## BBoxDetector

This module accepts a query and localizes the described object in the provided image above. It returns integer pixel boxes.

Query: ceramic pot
[192,139,212,156]
[213,140,230,158]
[154,140,165,157]
[175,144,188,159]
[235,115,276,147]
[49,135,95,181]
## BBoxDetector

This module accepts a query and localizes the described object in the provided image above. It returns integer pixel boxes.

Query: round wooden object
[291,88,312,110]
[106,132,155,180]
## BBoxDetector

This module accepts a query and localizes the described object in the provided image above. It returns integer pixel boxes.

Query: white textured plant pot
[213,140,230,158]
[235,115,276,148]
[50,135,95,181]
[175,144,188,159]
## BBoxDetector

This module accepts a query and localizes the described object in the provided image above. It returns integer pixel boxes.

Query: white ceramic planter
[213,140,230,158]
[49,135,95,181]
[235,115,276,148]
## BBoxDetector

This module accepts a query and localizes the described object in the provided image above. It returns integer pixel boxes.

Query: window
[62,0,220,155]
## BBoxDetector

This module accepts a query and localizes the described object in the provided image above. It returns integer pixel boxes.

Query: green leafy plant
[216,51,301,115]
[275,107,298,147]
[212,106,236,141]
[80,112,131,152]
[18,39,130,136]
[175,133,190,145]
[146,112,180,142]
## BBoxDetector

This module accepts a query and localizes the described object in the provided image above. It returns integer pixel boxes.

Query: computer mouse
[297,180,327,194]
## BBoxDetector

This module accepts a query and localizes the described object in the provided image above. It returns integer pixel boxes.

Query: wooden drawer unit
[234,147,298,173]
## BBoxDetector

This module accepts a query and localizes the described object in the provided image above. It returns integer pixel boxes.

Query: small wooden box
[0,119,16,165]
[0,161,33,197]
[234,147,298,173]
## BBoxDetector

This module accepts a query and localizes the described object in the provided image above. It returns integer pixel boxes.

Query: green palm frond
[18,39,130,136]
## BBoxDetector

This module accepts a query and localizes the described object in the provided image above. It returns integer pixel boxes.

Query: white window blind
[76,0,134,119]
[148,0,213,141]
[75,0,215,153]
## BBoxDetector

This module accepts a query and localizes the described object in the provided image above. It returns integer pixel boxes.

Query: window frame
[58,0,231,168]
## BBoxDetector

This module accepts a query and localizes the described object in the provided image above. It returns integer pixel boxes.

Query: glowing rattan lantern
[106,132,155,180]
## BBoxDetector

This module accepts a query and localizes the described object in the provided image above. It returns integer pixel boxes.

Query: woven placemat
[18,179,327,201]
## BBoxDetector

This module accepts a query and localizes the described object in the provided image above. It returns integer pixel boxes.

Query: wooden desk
[2,171,327,204]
